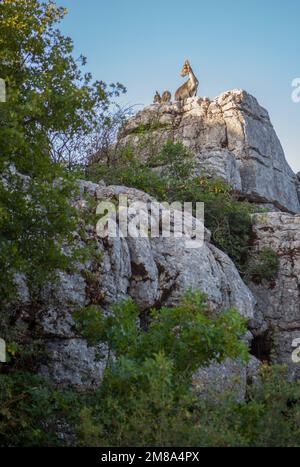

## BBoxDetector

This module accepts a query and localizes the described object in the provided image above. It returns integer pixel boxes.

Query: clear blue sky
[57,0,300,172]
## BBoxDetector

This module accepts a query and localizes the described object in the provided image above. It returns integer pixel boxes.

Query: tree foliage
[0,0,125,171]
[0,0,125,301]
[246,247,279,284]
[1,291,300,447]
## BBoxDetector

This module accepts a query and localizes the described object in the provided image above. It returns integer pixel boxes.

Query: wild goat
[175,60,199,101]
[153,90,172,104]
[153,91,161,104]
[161,90,171,103]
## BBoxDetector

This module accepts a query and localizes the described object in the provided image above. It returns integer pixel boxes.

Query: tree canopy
[0,0,125,173]
[0,0,125,300]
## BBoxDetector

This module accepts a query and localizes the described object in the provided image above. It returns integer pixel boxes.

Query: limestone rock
[195,149,242,191]
[40,339,108,389]
[118,90,300,213]
[192,356,261,402]
[249,212,300,379]
[8,181,257,389]
[96,185,256,318]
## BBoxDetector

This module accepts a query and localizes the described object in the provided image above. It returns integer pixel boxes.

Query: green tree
[0,0,125,300]
[0,0,125,172]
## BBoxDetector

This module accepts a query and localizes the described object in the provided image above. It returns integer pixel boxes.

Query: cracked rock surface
[11,181,257,389]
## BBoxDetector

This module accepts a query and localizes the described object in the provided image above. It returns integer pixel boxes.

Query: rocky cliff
[6,90,300,394]
[12,180,257,390]
[119,90,300,213]
[117,90,300,380]
[250,212,300,380]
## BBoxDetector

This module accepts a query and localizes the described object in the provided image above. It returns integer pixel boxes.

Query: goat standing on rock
[153,91,162,104]
[153,60,198,104]
[175,60,199,101]
[153,90,171,104]
[161,90,171,103]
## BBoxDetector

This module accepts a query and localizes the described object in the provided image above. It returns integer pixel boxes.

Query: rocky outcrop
[11,180,257,389]
[96,185,255,317]
[118,90,300,213]
[249,212,300,380]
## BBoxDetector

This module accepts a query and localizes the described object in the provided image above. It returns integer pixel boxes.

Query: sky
[57,0,300,171]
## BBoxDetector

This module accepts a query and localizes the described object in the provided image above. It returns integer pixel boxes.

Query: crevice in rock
[131,261,148,278]
[139,272,180,331]
[237,191,295,214]
[250,329,273,363]
[221,125,228,149]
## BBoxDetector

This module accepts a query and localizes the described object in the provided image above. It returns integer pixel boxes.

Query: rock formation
[119,90,300,213]
[5,89,300,393]
[249,212,300,380]
[116,90,300,380]
[10,179,258,390]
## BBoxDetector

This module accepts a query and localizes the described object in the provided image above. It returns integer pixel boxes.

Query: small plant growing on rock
[246,247,279,284]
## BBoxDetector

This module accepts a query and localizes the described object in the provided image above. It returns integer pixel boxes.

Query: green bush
[75,291,249,447]
[89,291,249,372]
[74,293,300,448]
[0,371,80,447]
[2,294,300,447]
[76,366,300,447]
[193,365,300,447]
[74,296,300,447]
[1,291,249,447]
[246,247,279,284]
